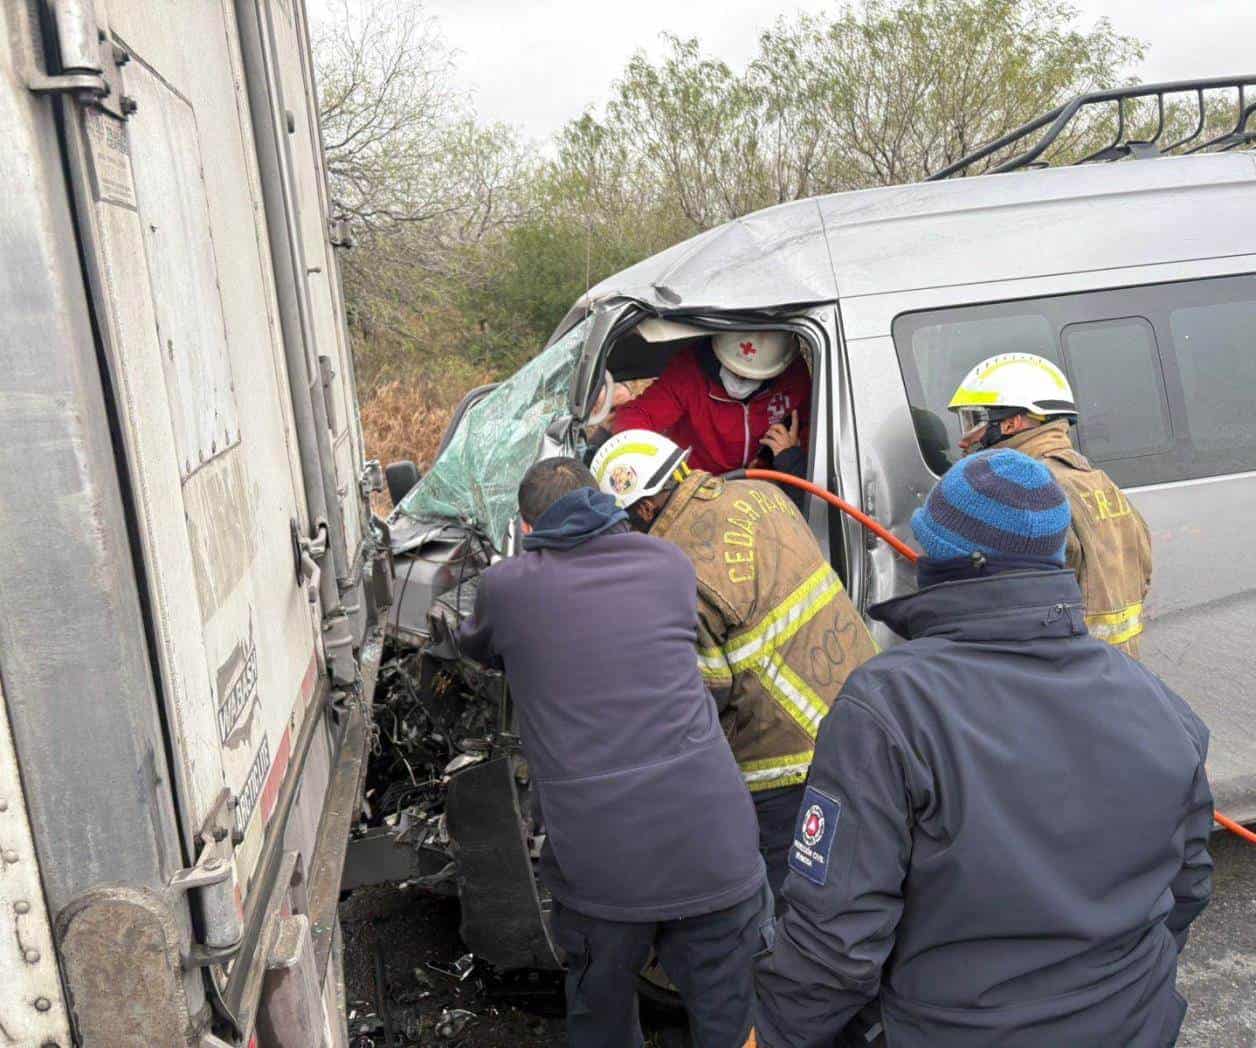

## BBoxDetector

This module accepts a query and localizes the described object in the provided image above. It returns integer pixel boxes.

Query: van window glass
[903,312,1058,448]
[1062,318,1171,460]
[891,273,1256,487]
[1170,297,1256,456]
[397,316,591,551]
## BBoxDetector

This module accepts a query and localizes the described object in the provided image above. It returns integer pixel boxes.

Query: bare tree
[313,0,534,349]
[315,0,461,236]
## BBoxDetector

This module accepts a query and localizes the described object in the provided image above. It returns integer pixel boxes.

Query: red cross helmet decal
[739,340,757,357]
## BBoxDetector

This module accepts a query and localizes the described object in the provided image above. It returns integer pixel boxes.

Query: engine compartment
[358,533,562,971]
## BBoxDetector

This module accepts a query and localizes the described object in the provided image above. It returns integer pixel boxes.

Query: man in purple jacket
[456,457,769,1048]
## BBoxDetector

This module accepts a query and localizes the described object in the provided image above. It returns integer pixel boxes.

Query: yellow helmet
[948,353,1077,436]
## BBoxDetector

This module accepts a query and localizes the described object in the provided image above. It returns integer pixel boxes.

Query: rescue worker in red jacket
[606,331,812,479]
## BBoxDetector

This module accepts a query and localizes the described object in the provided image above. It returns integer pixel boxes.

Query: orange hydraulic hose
[1214,810,1256,844]
[742,469,920,563]
[741,466,1255,846]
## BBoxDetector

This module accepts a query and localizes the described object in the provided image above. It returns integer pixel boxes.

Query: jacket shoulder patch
[788,785,841,886]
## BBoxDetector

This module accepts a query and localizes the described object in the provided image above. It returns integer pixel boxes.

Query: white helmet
[590,429,691,508]
[948,353,1077,437]
[712,330,795,381]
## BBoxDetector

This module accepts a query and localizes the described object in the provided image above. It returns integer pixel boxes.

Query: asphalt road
[1177,831,1256,1046]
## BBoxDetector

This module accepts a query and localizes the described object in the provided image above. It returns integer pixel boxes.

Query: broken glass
[396,318,590,550]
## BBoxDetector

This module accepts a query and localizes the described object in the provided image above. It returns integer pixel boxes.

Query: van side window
[1061,318,1172,461]
[909,313,1057,443]
[1170,297,1256,464]
[892,273,1256,487]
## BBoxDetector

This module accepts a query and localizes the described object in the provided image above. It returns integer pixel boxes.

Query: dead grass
[360,371,489,513]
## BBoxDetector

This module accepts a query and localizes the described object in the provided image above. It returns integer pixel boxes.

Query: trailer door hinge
[359,459,384,500]
[329,216,355,249]
[171,789,244,968]
[24,0,128,118]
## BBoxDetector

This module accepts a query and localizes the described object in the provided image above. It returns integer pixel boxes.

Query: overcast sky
[313,1,1256,144]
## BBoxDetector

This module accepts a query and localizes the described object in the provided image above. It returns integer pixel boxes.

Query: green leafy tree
[558,0,1147,233]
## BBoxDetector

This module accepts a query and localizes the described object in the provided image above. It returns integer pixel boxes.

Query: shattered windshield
[397,317,590,550]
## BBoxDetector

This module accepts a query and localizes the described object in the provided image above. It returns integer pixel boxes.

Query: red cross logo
[739,340,757,357]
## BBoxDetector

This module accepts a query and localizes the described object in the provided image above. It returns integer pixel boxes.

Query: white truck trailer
[1,1,386,1043]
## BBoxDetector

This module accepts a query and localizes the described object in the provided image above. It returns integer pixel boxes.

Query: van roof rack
[928,75,1256,180]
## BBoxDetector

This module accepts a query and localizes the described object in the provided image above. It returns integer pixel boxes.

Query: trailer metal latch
[294,520,330,603]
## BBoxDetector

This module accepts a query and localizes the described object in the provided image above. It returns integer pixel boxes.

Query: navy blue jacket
[457,529,764,922]
[756,570,1213,1047]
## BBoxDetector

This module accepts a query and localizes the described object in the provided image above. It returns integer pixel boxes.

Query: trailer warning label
[84,108,137,210]
[217,641,259,745]
[235,733,271,836]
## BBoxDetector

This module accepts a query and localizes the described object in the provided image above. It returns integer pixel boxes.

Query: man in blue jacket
[755,449,1213,1048]
[457,457,769,1048]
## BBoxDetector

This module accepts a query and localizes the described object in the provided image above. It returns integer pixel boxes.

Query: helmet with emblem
[948,353,1078,438]
[590,429,691,509]
[712,330,795,381]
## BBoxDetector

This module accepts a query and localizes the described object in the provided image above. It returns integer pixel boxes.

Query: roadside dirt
[340,884,686,1046]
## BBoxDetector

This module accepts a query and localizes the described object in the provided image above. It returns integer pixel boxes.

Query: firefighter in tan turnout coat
[950,353,1153,656]
[593,430,879,897]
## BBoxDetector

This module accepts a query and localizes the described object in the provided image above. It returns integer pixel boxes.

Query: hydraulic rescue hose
[737,467,1256,846]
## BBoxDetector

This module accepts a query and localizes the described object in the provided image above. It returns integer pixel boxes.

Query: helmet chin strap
[626,498,656,533]
[979,407,1029,449]
[980,420,1009,448]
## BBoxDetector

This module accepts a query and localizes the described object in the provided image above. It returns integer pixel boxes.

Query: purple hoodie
[457,519,764,922]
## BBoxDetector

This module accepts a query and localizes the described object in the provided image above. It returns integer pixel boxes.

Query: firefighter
[456,458,769,1048]
[754,450,1213,1048]
[601,330,812,480]
[592,430,879,901]
[948,352,1153,656]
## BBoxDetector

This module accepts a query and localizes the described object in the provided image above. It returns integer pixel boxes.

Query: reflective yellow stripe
[746,769,809,792]
[697,646,733,685]
[723,564,842,671]
[1087,602,1143,627]
[699,666,733,684]
[701,565,841,788]
[753,650,830,739]
[739,751,813,793]
[1087,602,1144,646]
[948,387,1001,407]
[592,442,659,483]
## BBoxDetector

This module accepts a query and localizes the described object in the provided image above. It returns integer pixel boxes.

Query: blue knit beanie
[911,450,1070,564]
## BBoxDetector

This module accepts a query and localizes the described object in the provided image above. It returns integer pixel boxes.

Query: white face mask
[719,366,762,400]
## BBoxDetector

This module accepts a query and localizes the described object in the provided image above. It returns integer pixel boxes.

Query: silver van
[376,80,1256,975]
